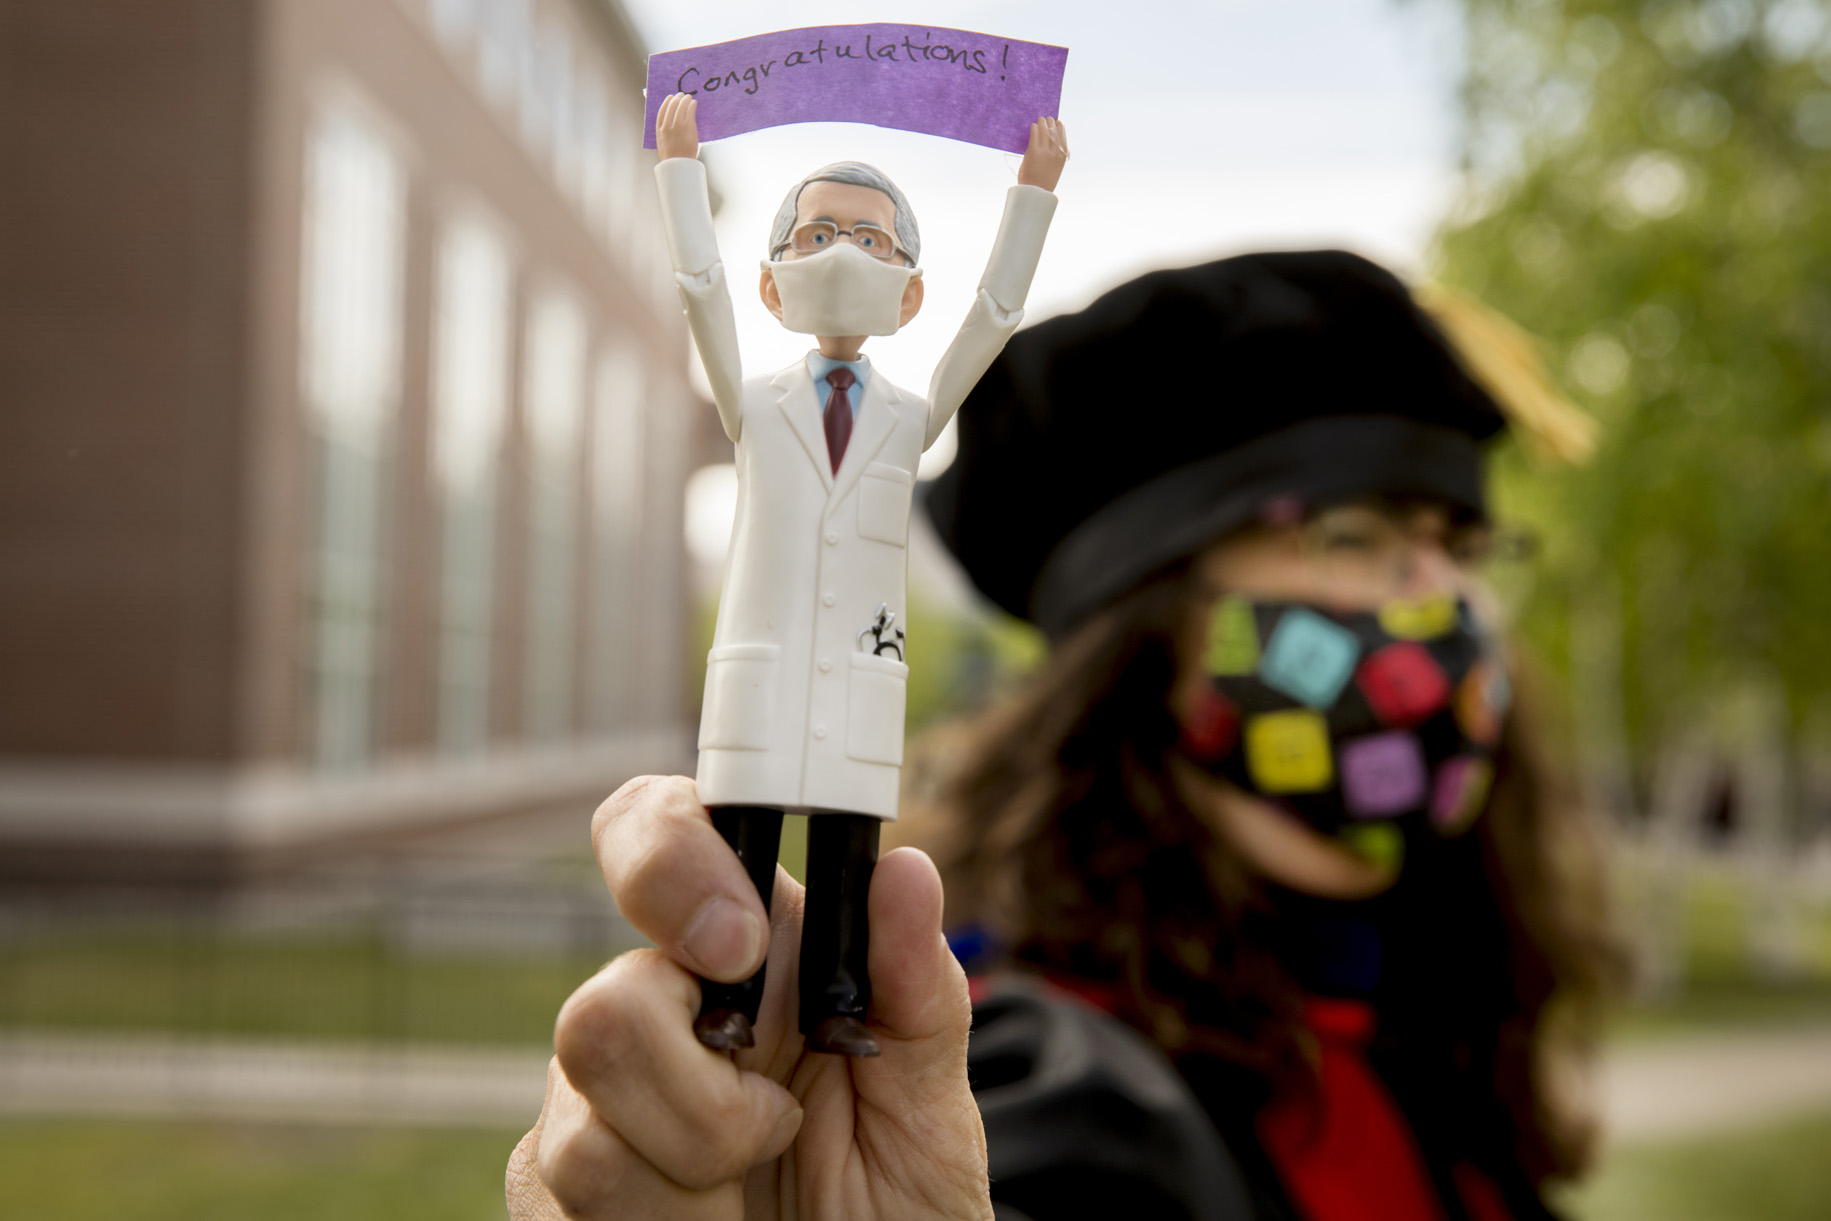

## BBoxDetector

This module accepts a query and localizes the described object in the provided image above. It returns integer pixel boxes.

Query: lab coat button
[825,531,838,545]
[818,658,832,672]
[813,724,828,739]
[822,592,836,606]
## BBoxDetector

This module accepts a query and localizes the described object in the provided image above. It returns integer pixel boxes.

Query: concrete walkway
[5,1025,1831,1144]
[1597,1024,1831,1145]
[0,1031,549,1130]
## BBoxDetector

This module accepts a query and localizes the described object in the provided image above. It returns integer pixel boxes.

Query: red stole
[1256,998,1513,1221]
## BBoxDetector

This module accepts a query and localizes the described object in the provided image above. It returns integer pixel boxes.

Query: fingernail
[683,897,764,980]
[761,1106,804,1162]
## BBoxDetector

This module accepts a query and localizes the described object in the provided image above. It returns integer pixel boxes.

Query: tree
[1435,0,1831,815]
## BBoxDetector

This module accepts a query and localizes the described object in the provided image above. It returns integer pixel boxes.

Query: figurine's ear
[759,265,785,322]
[899,273,924,327]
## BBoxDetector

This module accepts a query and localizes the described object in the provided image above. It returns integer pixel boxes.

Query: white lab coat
[655,157,1056,818]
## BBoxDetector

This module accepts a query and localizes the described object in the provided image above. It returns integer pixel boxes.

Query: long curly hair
[909,561,1622,1185]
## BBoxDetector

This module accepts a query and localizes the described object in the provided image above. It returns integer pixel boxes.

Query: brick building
[0,0,704,879]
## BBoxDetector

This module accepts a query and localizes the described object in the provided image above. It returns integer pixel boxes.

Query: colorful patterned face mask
[1179,594,1510,870]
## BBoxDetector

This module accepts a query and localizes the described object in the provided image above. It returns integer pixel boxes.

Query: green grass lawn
[1608,977,1831,1042]
[1563,1108,1831,1221]
[0,932,621,1046]
[3,1109,1828,1221]
[3,842,1822,1046]
[2,855,1827,1220]
[10,926,1826,1049]
[0,1120,521,1221]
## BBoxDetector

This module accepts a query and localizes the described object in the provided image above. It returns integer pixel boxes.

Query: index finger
[592,776,770,983]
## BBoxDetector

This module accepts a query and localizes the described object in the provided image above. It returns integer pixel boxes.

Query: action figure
[652,92,1067,1055]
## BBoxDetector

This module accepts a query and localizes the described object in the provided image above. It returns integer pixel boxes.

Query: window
[431,214,513,756]
[524,19,572,177]
[520,17,560,161]
[477,0,528,112]
[298,100,407,771]
[602,96,639,243]
[428,0,478,47]
[522,287,587,742]
[575,70,610,218]
[636,187,674,305]
[591,343,644,731]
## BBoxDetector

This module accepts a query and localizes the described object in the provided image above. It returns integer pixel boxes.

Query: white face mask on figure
[762,243,921,338]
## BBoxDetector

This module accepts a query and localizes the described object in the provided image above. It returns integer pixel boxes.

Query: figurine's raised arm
[653,94,745,441]
[924,117,1068,450]
[1017,116,1071,192]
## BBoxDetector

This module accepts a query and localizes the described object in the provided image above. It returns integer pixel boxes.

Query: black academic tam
[924,250,1507,638]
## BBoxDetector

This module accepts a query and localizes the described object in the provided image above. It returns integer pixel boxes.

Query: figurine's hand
[1016,117,1069,192]
[506,776,992,1221]
[655,93,700,161]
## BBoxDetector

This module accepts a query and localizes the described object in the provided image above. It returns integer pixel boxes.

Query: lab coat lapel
[771,364,834,493]
[826,375,900,516]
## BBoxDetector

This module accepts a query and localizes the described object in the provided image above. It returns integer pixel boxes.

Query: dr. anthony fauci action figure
[653,93,1066,1056]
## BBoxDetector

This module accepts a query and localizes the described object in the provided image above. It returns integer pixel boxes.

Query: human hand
[505,776,992,1220]
[656,93,700,161]
[1016,117,1069,192]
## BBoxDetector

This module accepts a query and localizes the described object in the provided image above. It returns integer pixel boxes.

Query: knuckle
[553,956,653,1075]
[654,774,704,818]
[537,1117,631,1218]
[592,775,702,857]
[614,831,673,911]
[673,1146,752,1192]
[671,1084,762,1186]
[591,775,661,845]
[672,1133,754,1188]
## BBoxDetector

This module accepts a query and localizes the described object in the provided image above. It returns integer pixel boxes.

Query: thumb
[853,847,992,1211]
[863,846,972,1060]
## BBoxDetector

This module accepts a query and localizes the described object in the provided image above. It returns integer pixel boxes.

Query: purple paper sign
[643,24,1067,154]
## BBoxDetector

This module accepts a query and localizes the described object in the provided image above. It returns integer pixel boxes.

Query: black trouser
[696,807,879,1038]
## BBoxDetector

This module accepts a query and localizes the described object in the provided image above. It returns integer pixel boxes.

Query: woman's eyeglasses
[1300,502,1538,582]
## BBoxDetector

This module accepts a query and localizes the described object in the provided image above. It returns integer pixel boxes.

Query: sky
[619,0,1472,569]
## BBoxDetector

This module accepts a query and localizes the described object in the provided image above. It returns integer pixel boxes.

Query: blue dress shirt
[807,352,870,417]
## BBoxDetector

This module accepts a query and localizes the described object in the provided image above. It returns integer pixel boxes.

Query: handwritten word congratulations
[643,24,1068,155]
[676,31,1009,98]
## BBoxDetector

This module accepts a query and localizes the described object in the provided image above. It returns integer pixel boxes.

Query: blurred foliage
[902,591,1049,731]
[1433,0,1831,759]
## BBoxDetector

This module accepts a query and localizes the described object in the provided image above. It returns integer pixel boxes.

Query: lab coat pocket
[699,644,781,751]
[857,462,914,547]
[845,652,908,766]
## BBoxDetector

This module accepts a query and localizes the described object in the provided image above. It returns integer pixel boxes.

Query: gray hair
[766,161,920,265]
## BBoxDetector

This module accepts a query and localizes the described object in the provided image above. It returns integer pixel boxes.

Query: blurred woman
[917,249,1620,1221]
[507,251,1620,1221]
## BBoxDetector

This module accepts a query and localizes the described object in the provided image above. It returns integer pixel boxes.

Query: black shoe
[804,1015,881,1057]
[694,1009,755,1050]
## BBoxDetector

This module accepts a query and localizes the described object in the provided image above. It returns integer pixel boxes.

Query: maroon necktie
[823,367,855,475]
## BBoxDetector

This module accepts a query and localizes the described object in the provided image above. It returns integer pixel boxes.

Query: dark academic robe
[968,975,1561,1221]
